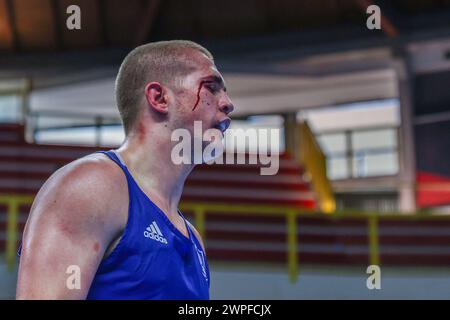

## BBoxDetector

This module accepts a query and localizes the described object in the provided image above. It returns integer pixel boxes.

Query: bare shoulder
[17,152,129,299]
[186,220,206,252]
[26,152,129,238]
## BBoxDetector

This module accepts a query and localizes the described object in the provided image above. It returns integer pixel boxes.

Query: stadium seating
[2,124,450,268]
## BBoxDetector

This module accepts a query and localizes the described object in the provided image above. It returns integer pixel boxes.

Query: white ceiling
[29,69,398,119]
[28,47,399,120]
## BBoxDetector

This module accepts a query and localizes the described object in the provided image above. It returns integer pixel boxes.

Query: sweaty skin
[16,49,233,300]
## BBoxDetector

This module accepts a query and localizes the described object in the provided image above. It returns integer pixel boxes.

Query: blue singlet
[86,150,210,299]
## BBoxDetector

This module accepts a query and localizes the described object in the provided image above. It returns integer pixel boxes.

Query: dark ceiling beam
[50,0,63,50]
[4,0,18,51]
[97,0,109,47]
[135,0,161,45]
[354,0,399,38]
[0,0,12,50]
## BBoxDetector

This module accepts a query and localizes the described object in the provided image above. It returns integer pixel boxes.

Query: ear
[144,82,169,114]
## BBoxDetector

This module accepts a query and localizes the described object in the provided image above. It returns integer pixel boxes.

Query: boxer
[16,40,234,299]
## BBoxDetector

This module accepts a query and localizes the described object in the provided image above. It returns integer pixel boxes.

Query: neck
[116,123,194,217]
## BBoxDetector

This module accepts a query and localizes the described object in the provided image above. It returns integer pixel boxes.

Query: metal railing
[3,194,450,283]
[1,195,332,281]
[0,194,34,270]
[298,120,336,213]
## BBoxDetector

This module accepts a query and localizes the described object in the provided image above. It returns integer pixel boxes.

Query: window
[300,99,400,180]
[36,126,97,146]
[351,129,398,177]
[0,95,21,123]
[99,125,125,146]
[33,115,123,147]
[225,115,285,154]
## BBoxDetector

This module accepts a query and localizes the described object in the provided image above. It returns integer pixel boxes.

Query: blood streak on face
[192,80,209,111]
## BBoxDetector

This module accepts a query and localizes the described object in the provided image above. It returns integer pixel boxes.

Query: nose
[219,94,234,116]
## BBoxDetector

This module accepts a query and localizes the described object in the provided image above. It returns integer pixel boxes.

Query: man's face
[172,51,234,141]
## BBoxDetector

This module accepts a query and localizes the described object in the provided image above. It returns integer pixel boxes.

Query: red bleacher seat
[2,124,450,267]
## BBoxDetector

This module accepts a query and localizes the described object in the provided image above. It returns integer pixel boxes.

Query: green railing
[3,194,450,282]
[0,194,34,270]
[298,120,336,213]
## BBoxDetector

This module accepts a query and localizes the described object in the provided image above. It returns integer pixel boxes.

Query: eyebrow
[200,75,227,91]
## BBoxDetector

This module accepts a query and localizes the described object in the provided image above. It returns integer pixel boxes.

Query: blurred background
[1,0,450,299]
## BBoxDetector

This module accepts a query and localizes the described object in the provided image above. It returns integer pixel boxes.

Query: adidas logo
[144,221,168,244]
[196,247,208,282]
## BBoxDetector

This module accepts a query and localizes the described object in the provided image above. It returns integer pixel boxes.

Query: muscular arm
[16,155,127,299]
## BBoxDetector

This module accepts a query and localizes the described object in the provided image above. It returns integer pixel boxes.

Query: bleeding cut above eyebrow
[192,75,227,111]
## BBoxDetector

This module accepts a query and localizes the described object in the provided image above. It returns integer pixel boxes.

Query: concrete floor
[2,259,450,299]
[209,262,450,299]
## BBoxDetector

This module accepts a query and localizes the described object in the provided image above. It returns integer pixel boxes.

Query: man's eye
[205,83,220,93]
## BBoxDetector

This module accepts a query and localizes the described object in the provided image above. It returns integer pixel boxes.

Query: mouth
[214,118,231,134]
